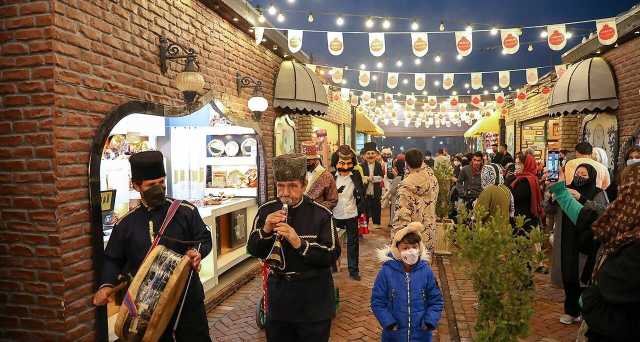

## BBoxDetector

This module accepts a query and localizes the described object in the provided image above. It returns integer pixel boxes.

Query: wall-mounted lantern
[236,72,268,121]
[159,36,205,106]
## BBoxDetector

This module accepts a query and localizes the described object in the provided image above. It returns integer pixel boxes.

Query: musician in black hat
[93,150,212,341]
[360,141,384,229]
[247,153,337,342]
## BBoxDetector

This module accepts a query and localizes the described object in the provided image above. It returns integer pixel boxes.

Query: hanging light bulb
[492,85,498,91]
[382,18,391,29]
[540,31,548,38]
[483,90,489,95]
[422,90,428,95]
[336,16,344,26]
[490,27,498,35]
[528,43,533,52]
[411,19,419,31]
[434,55,441,63]
[307,12,314,23]
[414,58,421,65]
[501,49,507,55]
[372,75,378,81]
[376,61,383,69]
[402,79,409,85]
[439,20,445,31]
[365,17,374,29]
[452,90,458,95]
[464,83,470,89]
[359,64,366,70]
[267,4,277,15]
[465,25,473,33]
[434,80,441,86]
[456,54,463,61]
[258,11,266,23]
[566,32,573,39]
[342,79,347,85]
[396,60,403,67]
[287,0,295,3]
[277,13,285,22]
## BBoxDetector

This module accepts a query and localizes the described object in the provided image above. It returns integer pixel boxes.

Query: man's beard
[279,196,300,205]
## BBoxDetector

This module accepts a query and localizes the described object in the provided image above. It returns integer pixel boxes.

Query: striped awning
[273,60,328,116]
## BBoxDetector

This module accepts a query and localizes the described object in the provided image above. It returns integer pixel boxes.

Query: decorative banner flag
[501,28,520,54]
[331,88,340,102]
[288,30,303,53]
[327,32,344,56]
[359,71,370,87]
[547,24,567,51]
[361,91,371,103]
[471,73,483,90]
[427,96,438,109]
[387,72,399,89]
[443,73,454,90]
[406,95,416,108]
[415,73,426,91]
[254,27,264,44]
[323,84,330,95]
[369,33,386,57]
[455,31,473,57]
[555,64,568,78]
[495,92,506,107]
[516,88,527,102]
[306,64,317,73]
[498,71,510,88]
[411,32,429,57]
[350,94,359,107]
[384,93,393,106]
[450,96,459,107]
[341,88,350,102]
[471,95,482,108]
[526,68,539,85]
[331,67,343,83]
[596,19,618,45]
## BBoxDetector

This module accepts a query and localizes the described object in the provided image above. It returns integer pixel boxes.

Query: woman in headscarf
[381,158,406,225]
[510,153,543,233]
[546,164,609,325]
[548,164,640,341]
[475,163,514,223]
[504,162,516,186]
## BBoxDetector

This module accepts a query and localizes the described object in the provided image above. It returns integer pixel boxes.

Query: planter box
[435,219,454,255]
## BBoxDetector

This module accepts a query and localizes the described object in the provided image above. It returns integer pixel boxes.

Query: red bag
[358,214,369,235]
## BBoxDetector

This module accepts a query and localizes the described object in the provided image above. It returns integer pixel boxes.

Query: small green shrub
[434,160,454,219]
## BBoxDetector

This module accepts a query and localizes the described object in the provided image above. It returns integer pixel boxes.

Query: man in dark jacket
[333,145,365,281]
[360,142,384,229]
[247,153,336,341]
[492,143,514,167]
[456,151,484,208]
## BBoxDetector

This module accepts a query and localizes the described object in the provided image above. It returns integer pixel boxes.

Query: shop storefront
[518,116,561,161]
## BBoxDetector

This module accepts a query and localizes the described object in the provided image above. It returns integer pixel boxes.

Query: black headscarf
[569,163,599,201]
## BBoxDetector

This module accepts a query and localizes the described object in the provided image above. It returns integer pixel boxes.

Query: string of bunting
[253,16,618,56]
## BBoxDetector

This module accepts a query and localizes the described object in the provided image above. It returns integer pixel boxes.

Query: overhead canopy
[548,57,618,117]
[273,60,328,116]
[464,111,500,138]
[356,110,384,136]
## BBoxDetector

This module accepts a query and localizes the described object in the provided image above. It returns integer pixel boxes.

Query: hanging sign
[547,24,567,51]
[340,88,350,102]
[384,93,394,106]
[443,73,454,90]
[254,27,264,44]
[359,70,370,87]
[415,73,426,91]
[471,95,482,108]
[406,95,416,108]
[331,88,340,102]
[526,68,539,85]
[555,64,568,78]
[350,94,359,107]
[499,71,510,88]
[455,31,473,57]
[361,91,371,103]
[516,88,527,102]
[450,96,459,107]
[411,32,429,57]
[331,67,343,83]
[369,33,386,57]
[387,72,399,89]
[471,72,483,90]
[501,28,520,54]
[495,92,506,107]
[596,18,618,45]
[427,96,438,109]
[288,30,303,53]
[327,32,344,56]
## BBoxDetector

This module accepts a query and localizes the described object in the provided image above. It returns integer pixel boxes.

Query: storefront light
[236,72,268,121]
[159,36,205,106]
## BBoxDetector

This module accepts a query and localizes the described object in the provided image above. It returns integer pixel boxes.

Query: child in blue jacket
[371,222,444,342]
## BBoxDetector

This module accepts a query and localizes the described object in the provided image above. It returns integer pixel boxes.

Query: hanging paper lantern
[499,70,510,88]
[542,86,551,95]
[331,89,340,102]
[287,30,303,53]
[411,32,429,57]
[495,92,505,107]
[384,93,393,105]
[387,72,398,89]
[450,96,459,107]
[471,95,482,108]
[500,28,520,54]
[331,67,343,83]
[415,73,426,91]
[361,91,371,103]
[427,96,438,109]
[443,73,454,90]
[455,31,473,57]
[547,24,567,51]
[471,73,483,90]
[359,71,370,87]
[516,89,527,101]
[369,32,386,57]
[350,94,359,106]
[596,19,618,45]
[327,32,344,56]
[406,95,416,107]
[526,68,539,85]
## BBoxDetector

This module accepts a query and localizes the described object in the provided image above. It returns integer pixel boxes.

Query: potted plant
[433,160,455,254]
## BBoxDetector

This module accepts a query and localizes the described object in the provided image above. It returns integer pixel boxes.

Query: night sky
[253,0,638,98]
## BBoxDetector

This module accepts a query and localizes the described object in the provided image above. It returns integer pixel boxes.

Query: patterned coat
[306,166,339,210]
[392,166,439,255]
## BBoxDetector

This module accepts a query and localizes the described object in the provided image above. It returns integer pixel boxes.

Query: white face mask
[627,159,640,166]
[400,248,420,265]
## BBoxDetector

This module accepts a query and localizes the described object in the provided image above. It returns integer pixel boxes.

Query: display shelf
[204,187,257,198]
[206,156,256,166]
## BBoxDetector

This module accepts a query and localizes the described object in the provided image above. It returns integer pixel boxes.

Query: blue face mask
[627,159,640,166]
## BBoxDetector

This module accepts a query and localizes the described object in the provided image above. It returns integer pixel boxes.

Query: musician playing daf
[247,153,337,341]
[93,150,212,341]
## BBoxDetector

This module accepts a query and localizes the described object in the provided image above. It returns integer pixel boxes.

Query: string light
[540,31,548,38]
[483,90,489,95]
[528,43,534,52]
[492,85,498,91]
[566,32,573,39]
[439,20,445,31]
[382,18,391,29]
[501,49,507,55]
[307,12,314,23]
[465,25,473,33]
[411,19,419,31]
[452,91,458,95]
[422,90,428,95]
[336,16,344,26]
[287,0,295,3]
[456,54,463,61]
[377,95,383,100]
[268,4,277,15]
[490,27,498,35]
[359,64,366,70]
[402,79,409,85]
[414,58,421,65]
[341,79,347,85]
[396,60,403,67]
[365,17,374,28]
[434,80,441,86]
[464,83,470,89]
[277,13,285,22]
[372,75,378,81]
[376,62,384,69]
[434,55,441,63]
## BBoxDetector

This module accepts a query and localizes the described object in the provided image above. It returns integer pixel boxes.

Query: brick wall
[293,98,352,149]
[1,0,283,340]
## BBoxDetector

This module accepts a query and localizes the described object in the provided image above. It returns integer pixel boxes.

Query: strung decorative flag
[471,73,483,90]
[596,19,618,45]
[526,68,539,85]
[450,96,459,107]
[498,71,510,88]
[331,67,343,83]
[501,28,520,54]
[471,95,482,108]
[361,91,371,103]
[411,32,429,57]
[288,30,303,53]
[331,88,340,102]
[455,31,473,57]
[516,88,527,102]
[254,27,264,45]
[415,73,426,91]
[359,71,370,87]
[384,93,394,106]
[341,88,350,102]
[495,92,506,107]
[443,73,454,90]
[306,64,317,73]
[327,32,344,56]
[427,96,438,109]
[350,94,359,107]
[387,72,399,89]
[406,95,416,108]
[547,24,567,51]
[555,64,568,78]
[369,33,386,57]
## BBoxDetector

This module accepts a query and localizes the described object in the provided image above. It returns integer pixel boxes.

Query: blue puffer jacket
[371,254,444,342]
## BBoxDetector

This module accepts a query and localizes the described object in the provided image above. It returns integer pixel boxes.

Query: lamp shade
[175,71,205,93]
[248,96,268,112]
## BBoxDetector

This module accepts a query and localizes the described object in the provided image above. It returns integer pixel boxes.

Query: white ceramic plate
[207,139,225,157]
[225,141,240,157]
[240,137,257,156]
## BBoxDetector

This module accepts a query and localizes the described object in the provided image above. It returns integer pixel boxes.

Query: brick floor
[208,212,581,341]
